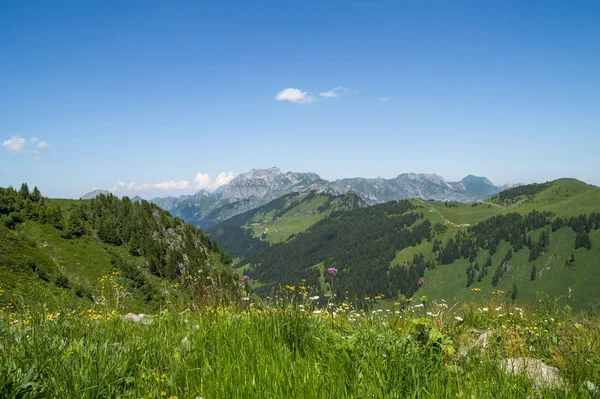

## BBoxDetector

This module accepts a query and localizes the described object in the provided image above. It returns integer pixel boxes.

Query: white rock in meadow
[122,313,153,324]
[500,358,564,390]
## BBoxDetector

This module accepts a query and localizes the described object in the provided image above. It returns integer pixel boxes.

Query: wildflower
[243,275,250,282]
[418,278,424,286]
[327,267,338,276]
[455,316,463,322]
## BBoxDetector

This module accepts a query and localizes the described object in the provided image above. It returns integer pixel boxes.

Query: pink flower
[327,267,338,277]
[243,275,250,282]
[418,279,424,286]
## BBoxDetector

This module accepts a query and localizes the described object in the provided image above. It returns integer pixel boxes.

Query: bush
[54,275,70,289]
[27,260,52,282]
[19,235,37,247]
[0,212,23,229]
[74,284,93,300]
[60,229,73,239]
[36,266,51,282]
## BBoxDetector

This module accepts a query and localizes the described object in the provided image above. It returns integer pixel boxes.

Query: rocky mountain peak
[80,189,110,199]
[149,167,511,226]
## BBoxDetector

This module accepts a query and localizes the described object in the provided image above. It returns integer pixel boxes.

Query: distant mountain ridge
[82,168,516,226]
[80,189,110,199]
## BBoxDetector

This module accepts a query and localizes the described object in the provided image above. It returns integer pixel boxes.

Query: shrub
[74,284,93,300]
[54,275,70,289]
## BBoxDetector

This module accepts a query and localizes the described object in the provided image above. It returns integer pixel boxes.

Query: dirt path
[479,201,504,208]
[416,199,470,227]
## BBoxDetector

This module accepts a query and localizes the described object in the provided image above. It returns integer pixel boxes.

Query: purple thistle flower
[327,267,338,277]
[243,275,250,282]
[418,278,424,286]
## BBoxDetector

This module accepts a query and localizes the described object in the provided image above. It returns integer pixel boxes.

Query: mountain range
[82,167,518,226]
[227,178,600,310]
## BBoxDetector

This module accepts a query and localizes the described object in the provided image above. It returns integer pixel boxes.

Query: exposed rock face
[145,167,511,225]
[220,167,322,201]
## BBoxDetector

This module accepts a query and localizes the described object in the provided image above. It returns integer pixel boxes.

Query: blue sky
[1,1,599,198]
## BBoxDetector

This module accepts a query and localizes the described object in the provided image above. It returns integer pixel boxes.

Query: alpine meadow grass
[1,285,599,398]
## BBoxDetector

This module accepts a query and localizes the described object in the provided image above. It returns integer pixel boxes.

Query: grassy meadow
[1,284,599,398]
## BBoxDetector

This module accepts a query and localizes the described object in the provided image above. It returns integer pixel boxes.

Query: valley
[205,178,600,311]
[3,2,599,396]
[2,178,600,398]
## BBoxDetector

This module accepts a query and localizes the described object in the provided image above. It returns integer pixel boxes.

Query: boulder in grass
[122,313,153,325]
[500,358,564,390]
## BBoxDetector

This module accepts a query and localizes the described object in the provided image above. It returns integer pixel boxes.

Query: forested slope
[0,184,239,312]
[242,179,600,310]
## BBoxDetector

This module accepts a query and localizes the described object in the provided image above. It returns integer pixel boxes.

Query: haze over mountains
[82,167,519,226]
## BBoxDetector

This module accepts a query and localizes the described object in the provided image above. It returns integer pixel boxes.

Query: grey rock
[122,313,153,324]
[500,358,564,389]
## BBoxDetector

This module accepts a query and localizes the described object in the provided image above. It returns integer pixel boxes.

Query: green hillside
[0,184,240,312]
[411,179,600,310]
[241,179,600,310]
[207,191,364,260]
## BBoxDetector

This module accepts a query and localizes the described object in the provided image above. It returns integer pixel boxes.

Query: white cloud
[109,171,235,193]
[2,136,50,158]
[110,181,127,191]
[275,88,317,104]
[214,171,234,187]
[319,86,349,98]
[195,171,235,190]
[378,96,389,102]
[110,180,191,192]
[2,136,27,152]
[194,173,212,189]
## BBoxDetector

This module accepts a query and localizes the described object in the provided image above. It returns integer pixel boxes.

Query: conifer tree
[18,183,29,200]
[30,186,42,202]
